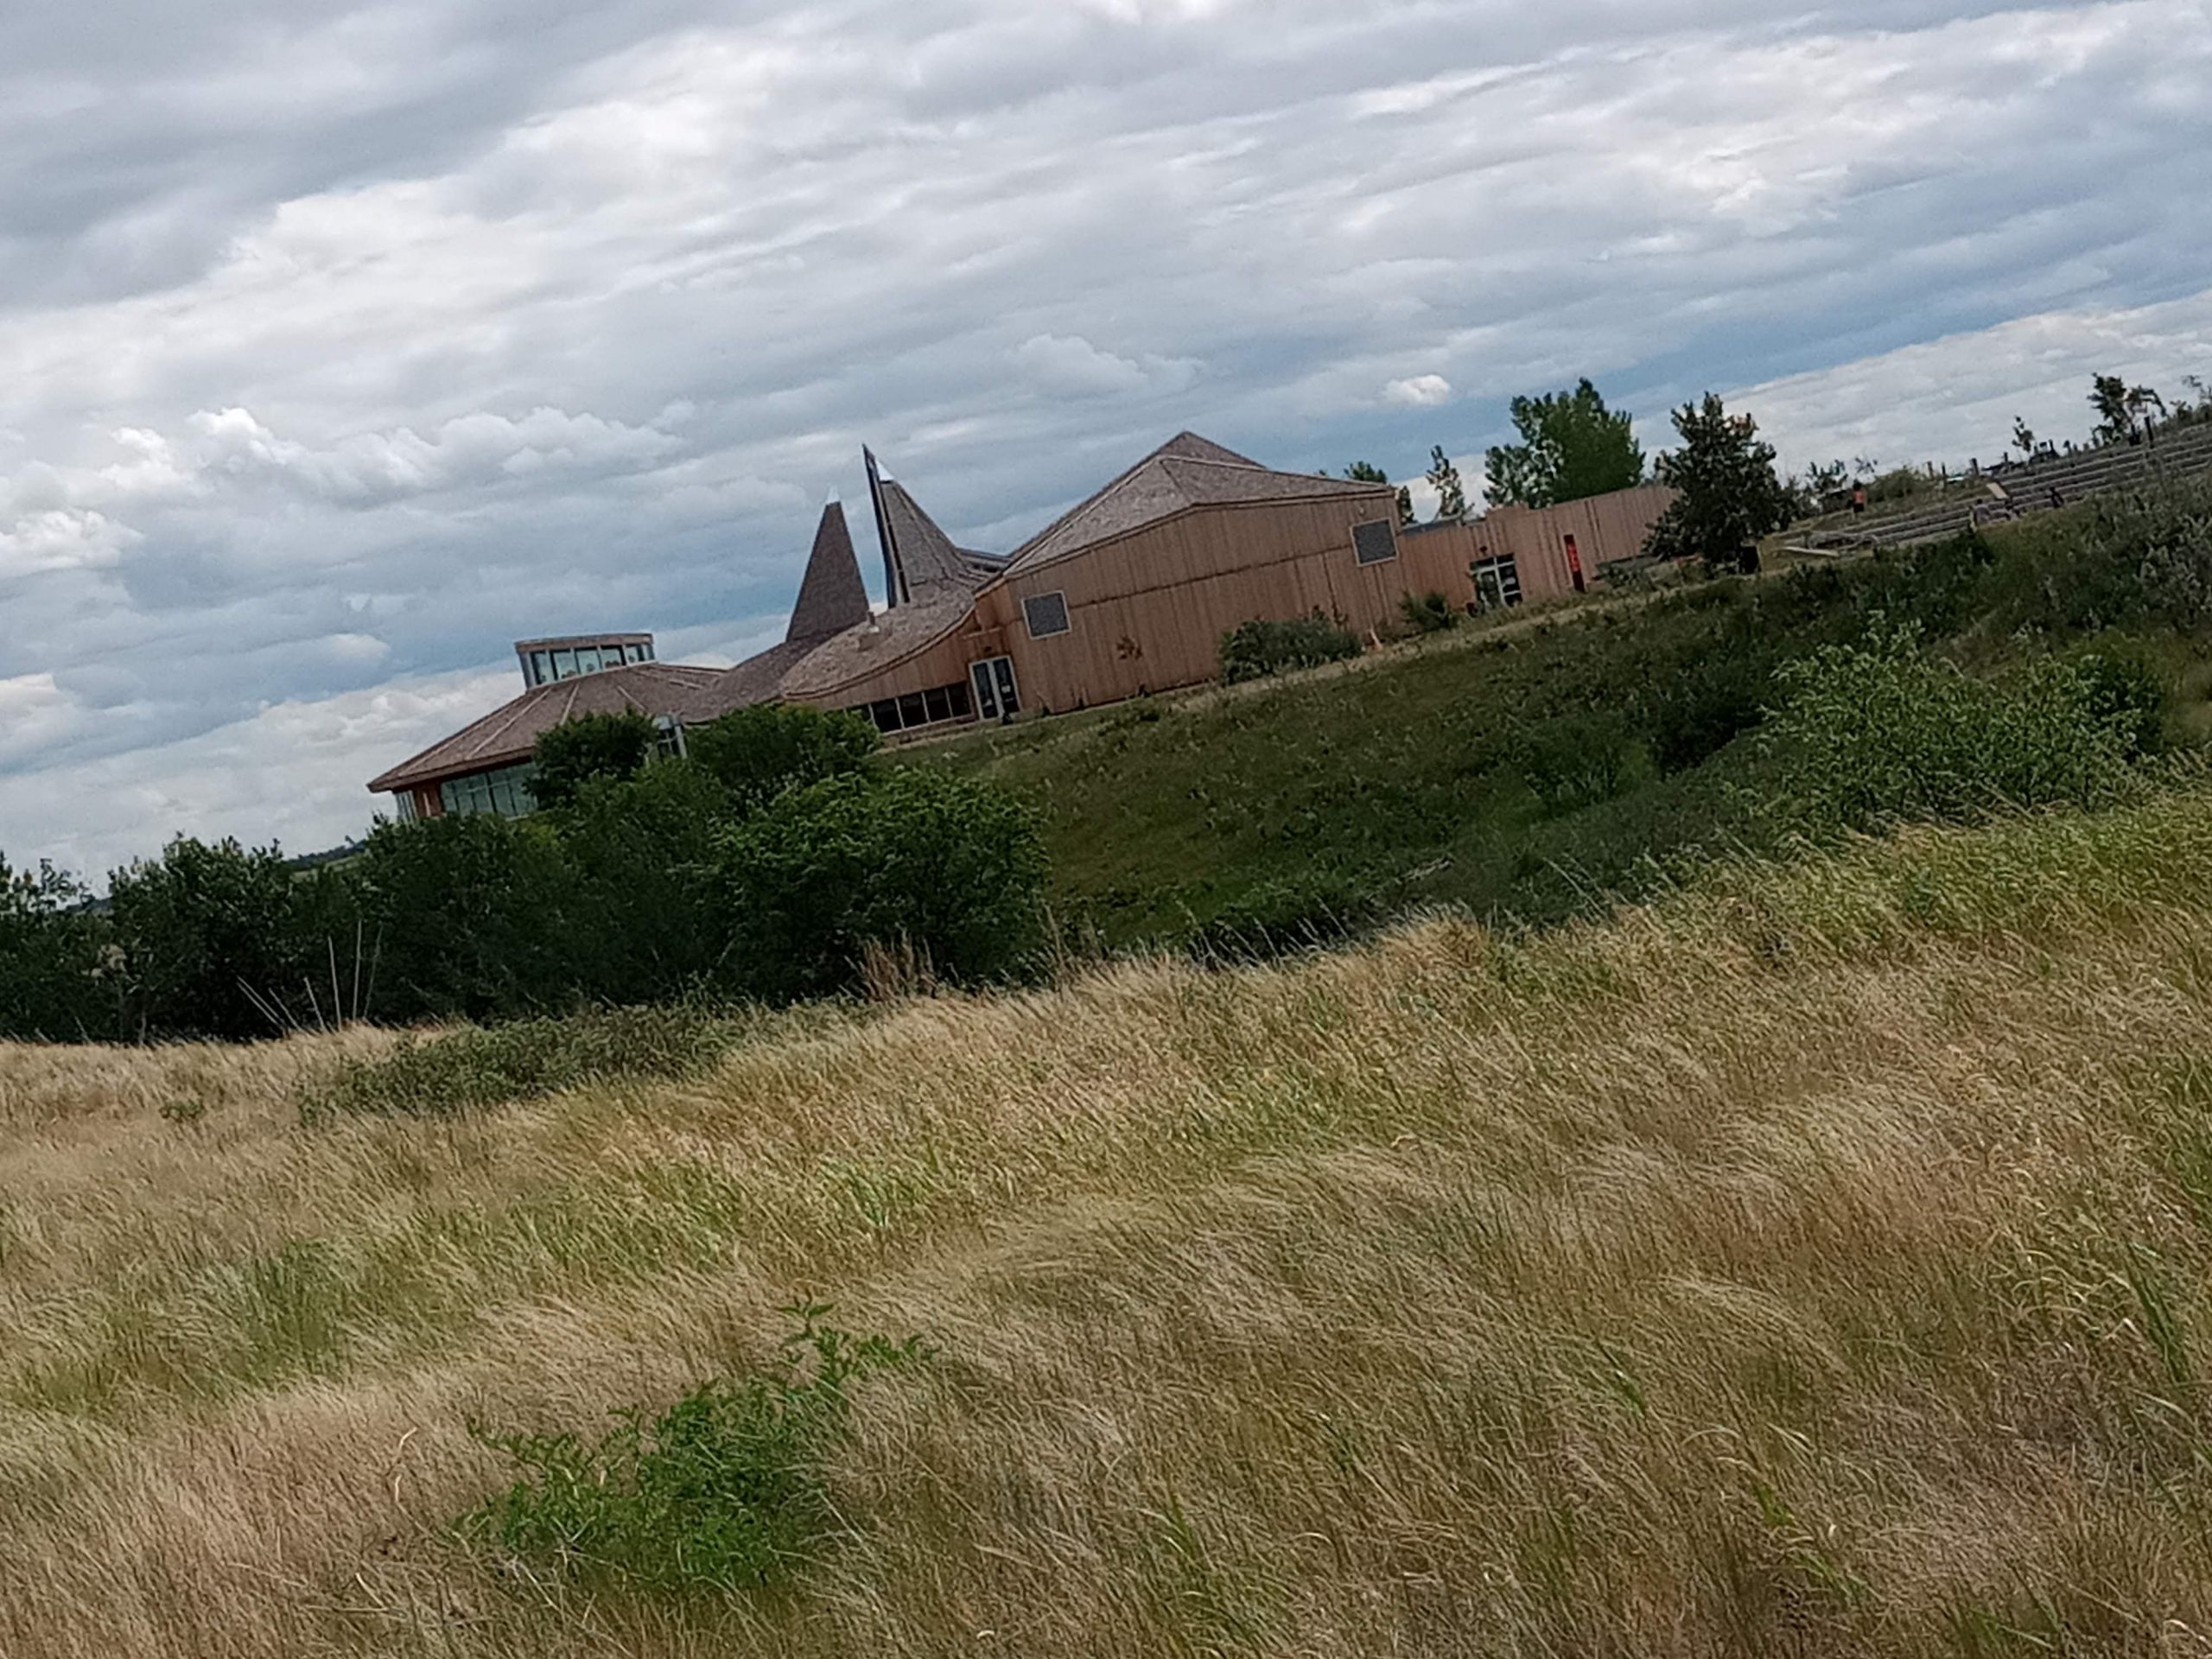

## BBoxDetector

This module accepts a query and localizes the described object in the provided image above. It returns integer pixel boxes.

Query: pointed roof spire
[786,500,873,645]
[863,445,903,608]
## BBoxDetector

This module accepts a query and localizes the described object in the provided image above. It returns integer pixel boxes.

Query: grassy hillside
[10,785,2212,1655]
[916,505,2212,951]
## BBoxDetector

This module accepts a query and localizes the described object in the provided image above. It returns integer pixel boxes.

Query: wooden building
[365,433,1674,818]
[785,436,1673,726]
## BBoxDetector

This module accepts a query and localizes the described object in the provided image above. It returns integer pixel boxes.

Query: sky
[3,0,2209,880]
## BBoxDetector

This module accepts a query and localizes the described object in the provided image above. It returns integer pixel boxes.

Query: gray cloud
[3,0,2209,879]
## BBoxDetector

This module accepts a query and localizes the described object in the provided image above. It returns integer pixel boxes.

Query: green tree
[531,711,661,810]
[106,837,350,1040]
[350,813,574,1023]
[1345,462,1416,529]
[0,853,117,1041]
[687,703,880,818]
[2092,374,2139,445]
[1644,394,1796,569]
[1426,446,1467,523]
[717,768,1046,1003]
[1484,378,1645,508]
[557,761,736,1003]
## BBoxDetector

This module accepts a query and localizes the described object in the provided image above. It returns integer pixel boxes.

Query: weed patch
[299,1004,747,1119]
[461,1308,928,1599]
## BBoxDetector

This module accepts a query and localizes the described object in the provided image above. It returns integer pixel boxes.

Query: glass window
[575,646,602,675]
[440,762,540,820]
[631,644,651,664]
[1023,591,1072,639]
[923,685,953,723]
[394,791,417,823]
[552,649,578,680]
[949,679,974,720]
[870,699,901,733]
[531,651,551,685]
[897,692,928,728]
[1353,519,1399,565]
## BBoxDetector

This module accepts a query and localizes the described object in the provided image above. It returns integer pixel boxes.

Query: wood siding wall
[1395,484,1676,607]
[802,480,1675,721]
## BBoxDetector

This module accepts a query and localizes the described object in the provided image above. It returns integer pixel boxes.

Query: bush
[105,837,358,1041]
[719,767,1047,1002]
[301,1004,744,1119]
[1764,627,2149,836]
[531,712,661,810]
[556,761,734,1004]
[1501,713,1654,816]
[687,704,880,817]
[1188,868,1384,963]
[0,855,118,1042]
[1219,612,1363,684]
[1398,592,1459,635]
[463,1308,927,1599]
[349,813,575,1024]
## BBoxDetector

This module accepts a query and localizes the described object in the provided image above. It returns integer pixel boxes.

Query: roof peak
[787,499,873,645]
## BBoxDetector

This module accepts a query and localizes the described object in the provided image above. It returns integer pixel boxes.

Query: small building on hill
[364,434,1671,821]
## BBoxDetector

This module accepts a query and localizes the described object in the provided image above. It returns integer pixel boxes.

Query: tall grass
[7,789,2212,1652]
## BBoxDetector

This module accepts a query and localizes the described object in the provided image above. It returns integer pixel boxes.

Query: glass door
[969,657,1021,721]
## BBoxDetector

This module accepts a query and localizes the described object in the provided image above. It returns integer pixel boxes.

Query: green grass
[917,503,2212,953]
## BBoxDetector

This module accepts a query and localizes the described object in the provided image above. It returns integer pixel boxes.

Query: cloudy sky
[3,0,2208,879]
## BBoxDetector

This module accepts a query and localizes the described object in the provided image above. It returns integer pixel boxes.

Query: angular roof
[785,503,873,644]
[877,479,1006,603]
[777,587,979,702]
[1006,432,1384,573]
[367,662,747,793]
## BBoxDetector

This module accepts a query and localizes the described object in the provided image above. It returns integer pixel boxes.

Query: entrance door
[969,656,1021,722]
[1471,556,1522,611]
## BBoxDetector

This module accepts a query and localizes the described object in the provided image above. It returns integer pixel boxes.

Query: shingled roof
[366,662,745,793]
[785,502,873,644]
[878,479,1006,603]
[1006,432,1382,573]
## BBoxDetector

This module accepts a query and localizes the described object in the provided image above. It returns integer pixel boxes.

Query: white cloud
[0,0,2209,872]
[1384,374,1453,408]
[1014,334,1201,398]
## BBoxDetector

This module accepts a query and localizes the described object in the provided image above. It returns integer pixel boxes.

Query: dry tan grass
[10,797,2212,1656]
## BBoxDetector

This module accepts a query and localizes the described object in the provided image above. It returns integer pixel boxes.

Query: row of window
[525,640,654,687]
[855,678,976,736]
[442,762,540,819]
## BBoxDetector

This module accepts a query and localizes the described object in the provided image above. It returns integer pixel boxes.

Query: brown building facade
[365,434,1672,818]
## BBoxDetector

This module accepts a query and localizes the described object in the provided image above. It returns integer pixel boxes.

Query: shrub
[687,703,880,817]
[718,767,1047,1002]
[556,761,735,1004]
[1501,714,1654,816]
[0,855,118,1042]
[1188,868,1383,963]
[463,1308,927,1599]
[1764,627,2147,836]
[1398,592,1459,635]
[531,712,661,810]
[300,1004,744,1119]
[105,837,357,1041]
[1219,612,1363,684]
[349,813,574,1024]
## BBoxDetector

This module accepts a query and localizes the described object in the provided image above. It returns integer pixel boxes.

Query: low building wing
[365,662,740,795]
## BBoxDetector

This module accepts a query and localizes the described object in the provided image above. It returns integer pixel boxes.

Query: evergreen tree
[1344,461,1416,528]
[1644,394,1796,569]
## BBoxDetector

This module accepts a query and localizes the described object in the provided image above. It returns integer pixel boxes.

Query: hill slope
[8,785,2212,1655]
